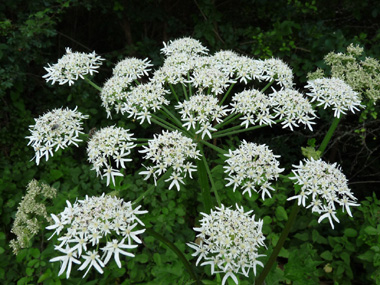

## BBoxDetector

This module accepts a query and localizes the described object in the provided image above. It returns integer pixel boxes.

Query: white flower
[49,245,81,279]
[120,82,170,124]
[112,57,152,79]
[187,204,266,285]
[176,93,228,139]
[288,158,360,229]
[161,37,209,56]
[224,141,284,199]
[305,77,363,118]
[87,126,136,186]
[43,47,104,86]
[260,58,294,88]
[46,194,147,278]
[139,130,201,190]
[26,107,88,165]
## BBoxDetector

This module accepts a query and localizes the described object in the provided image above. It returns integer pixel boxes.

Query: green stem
[151,117,176,132]
[212,124,269,139]
[219,83,236,105]
[215,113,242,130]
[261,79,274,93]
[133,170,171,205]
[199,140,227,155]
[196,150,213,214]
[169,83,179,102]
[161,106,184,129]
[182,84,189,101]
[151,113,180,131]
[84,77,102,92]
[255,203,300,285]
[146,228,200,284]
[318,117,341,155]
[134,79,141,85]
[199,146,221,207]
[187,72,192,97]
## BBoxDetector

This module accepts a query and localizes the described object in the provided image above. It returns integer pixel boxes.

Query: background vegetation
[1,0,380,284]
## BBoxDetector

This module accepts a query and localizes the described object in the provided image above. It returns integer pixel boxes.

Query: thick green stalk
[169,83,179,102]
[318,117,341,154]
[196,151,213,214]
[212,124,269,139]
[255,203,300,285]
[150,117,176,132]
[261,79,274,93]
[215,113,242,130]
[84,77,102,91]
[146,228,200,284]
[199,145,221,207]
[161,106,184,129]
[182,84,189,101]
[199,140,227,155]
[219,83,236,105]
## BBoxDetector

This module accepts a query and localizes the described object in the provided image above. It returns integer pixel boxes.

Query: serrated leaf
[320,251,333,260]
[275,206,288,221]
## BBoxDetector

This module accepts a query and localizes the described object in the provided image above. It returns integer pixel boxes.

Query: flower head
[176,94,228,139]
[187,204,266,285]
[260,58,294,88]
[87,126,136,186]
[43,47,104,86]
[287,158,359,229]
[112,57,152,79]
[100,76,133,118]
[47,194,147,278]
[26,107,88,165]
[161,37,208,56]
[120,82,170,124]
[224,141,284,199]
[305,77,363,118]
[139,130,201,190]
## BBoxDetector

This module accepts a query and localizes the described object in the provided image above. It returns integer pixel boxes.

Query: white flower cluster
[224,141,284,199]
[47,194,147,279]
[27,107,88,165]
[139,130,201,191]
[112,57,152,79]
[305,77,363,118]
[261,58,294,88]
[187,204,266,285]
[100,76,132,118]
[87,126,136,186]
[176,94,228,139]
[270,89,317,131]
[288,158,359,229]
[43,47,104,86]
[188,65,236,95]
[161,37,209,56]
[230,89,275,127]
[120,82,170,124]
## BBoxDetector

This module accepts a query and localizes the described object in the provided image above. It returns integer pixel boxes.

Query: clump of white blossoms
[120,82,170,124]
[261,58,294,88]
[270,88,317,131]
[112,57,152,79]
[305,77,363,118]
[139,130,201,190]
[10,180,57,255]
[161,37,209,56]
[27,107,88,165]
[230,89,276,127]
[287,158,360,229]
[43,47,104,86]
[176,94,228,139]
[47,194,147,279]
[100,76,133,117]
[87,126,136,186]
[187,204,266,285]
[224,140,284,199]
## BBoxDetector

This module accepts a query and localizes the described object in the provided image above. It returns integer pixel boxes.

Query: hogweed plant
[21,37,371,284]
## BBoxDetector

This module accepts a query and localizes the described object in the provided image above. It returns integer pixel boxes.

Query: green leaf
[26,267,34,276]
[49,169,63,181]
[364,226,379,235]
[344,228,357,237]
[37,269,52,283]
[294,232,309,241]
[312,230,328,244]
[275,206,288,221]
[320,251,333,261]
[135,253,149,263]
